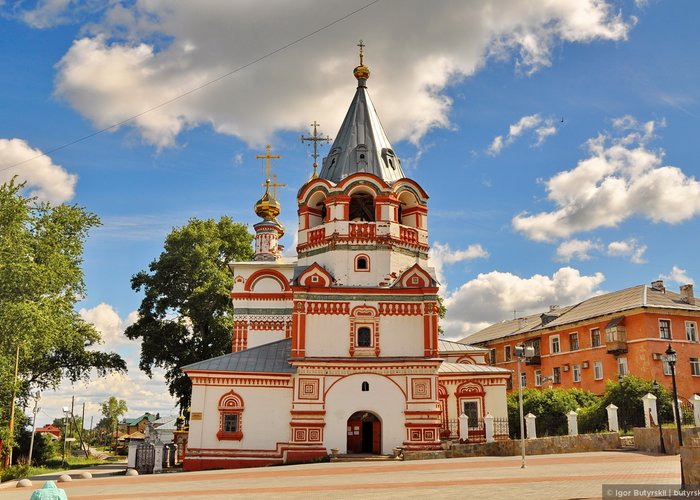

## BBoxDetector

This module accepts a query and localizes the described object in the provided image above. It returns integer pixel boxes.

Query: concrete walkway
[0,451,682,499]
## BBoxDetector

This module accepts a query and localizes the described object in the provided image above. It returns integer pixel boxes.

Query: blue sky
[2,0,699,425]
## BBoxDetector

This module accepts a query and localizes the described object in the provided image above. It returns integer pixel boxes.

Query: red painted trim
[230,291,293,300]
[244,269,291,292]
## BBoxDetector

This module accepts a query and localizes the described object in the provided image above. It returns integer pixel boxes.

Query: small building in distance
[462,280,700,400]
[119,412,158,436]
[35,424,62,439]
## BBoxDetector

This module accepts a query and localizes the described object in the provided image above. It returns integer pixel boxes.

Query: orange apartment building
[462,280,700,400]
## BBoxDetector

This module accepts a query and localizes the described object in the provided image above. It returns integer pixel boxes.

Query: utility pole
[4,345,20,469]
[28,392,41,465]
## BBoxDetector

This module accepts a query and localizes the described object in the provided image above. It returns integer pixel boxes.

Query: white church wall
[379,316,425,356]
[246,329,287,349]
[191,383,292,451]
[483,384,508,420]
[323,373,406,453]
[304,315,350,356]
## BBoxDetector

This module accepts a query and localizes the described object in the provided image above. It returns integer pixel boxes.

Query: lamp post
[652,381,665,454]
[665,344,683,447]
[61,406,70,468]
[27,392,41,465]
[514,344,535,469]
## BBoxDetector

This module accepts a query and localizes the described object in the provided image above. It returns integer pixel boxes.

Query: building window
[504,345,512,362]
[686,322,698,342]
[520,372,527,388]
[663,357,672,376]
[550,335,560,354]
[526,338,541,356]
[618,357,628,377]
[691,358,700,376]
[573,364,581,383]
[489,349,497,365]
[462,401,480,423]
[217,391,244,441]
[357,327,372,347]
[659,319,672,340]
[594,361,603,380]
[355,255,370,272]
[553,367,561,384]
[570,332,579,351]
[591,328,601,347]
[535,370,542,387]
[361,381,370,391]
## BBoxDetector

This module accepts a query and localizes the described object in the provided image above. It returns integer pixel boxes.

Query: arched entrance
[346,411,381,454]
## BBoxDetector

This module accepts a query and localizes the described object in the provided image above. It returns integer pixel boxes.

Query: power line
[2,0,381,174]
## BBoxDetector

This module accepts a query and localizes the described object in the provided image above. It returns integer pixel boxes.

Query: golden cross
[269,174,287,199]
[300,121,332,178]
[357,39,365,66]
[255,144,281,190]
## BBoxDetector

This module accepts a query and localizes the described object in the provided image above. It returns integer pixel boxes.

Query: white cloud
[30,305,178,428]
[660,266,694,285]
[429,242,489,289]
[556,239,602,262]
[487,113,558,155]
[513,117,700,241]
[444,267,604,339]
[0,138,77,203]
[607,238,647,264]
[49,0,632,148]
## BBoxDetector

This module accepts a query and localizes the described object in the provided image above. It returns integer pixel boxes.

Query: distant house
[35,424,61,439]
[119,412,158,435]
[153,416,178,444]
[462,280,700,400]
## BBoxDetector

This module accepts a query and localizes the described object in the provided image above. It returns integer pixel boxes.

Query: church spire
[318,41,405,184]
[253,145,285,261]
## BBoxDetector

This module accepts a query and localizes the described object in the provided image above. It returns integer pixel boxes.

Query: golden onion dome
[353,64,370,81]
[254,188,281,220]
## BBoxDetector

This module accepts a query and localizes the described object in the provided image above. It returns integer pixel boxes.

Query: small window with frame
[355,255,370,272]
[357,327,372,347]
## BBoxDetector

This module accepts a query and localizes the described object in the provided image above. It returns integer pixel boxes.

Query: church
[182,46,510,471]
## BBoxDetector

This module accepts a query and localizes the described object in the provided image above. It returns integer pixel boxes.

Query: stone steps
[331,454,396,462]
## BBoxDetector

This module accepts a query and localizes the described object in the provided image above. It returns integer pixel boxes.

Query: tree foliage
[125,217,254,410]
[0,179,126,455]
[101,396,128,432]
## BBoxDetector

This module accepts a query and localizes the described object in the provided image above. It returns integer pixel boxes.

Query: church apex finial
[353,40,370,82]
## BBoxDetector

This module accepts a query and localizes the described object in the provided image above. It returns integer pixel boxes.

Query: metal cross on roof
[300,121,331,179]
[256,144,282,193]
[358,39,365,66]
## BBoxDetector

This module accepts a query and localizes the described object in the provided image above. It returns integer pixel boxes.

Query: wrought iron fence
[440,418,510,443]
[679,398,695,426]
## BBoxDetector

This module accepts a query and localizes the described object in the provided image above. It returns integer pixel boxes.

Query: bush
[1,462,31,483]
[600,375,673,432]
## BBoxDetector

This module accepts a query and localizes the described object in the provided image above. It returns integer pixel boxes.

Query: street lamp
[514,344,535,469]
[652,381,665,454]
[665,344,683,447]
[27,392,41,465]
[62,406,70,468]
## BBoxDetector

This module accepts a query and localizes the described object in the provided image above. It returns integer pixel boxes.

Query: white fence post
[567,410,578,436]
[690,394,700,427]
[606,403,619,432]
[459,413,469,442]
[641,393,658,427]
[525,413,537,439]
[485,413,495,443]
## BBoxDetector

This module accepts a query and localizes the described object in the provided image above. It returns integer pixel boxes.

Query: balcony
[605,318,627,354]
[525,355,541,366]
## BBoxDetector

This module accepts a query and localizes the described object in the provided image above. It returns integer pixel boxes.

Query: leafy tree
[0,179,126,458]
[507,387,600,437]
[598,376,672,432]
[125,217,254,410]
[101,396,127,448]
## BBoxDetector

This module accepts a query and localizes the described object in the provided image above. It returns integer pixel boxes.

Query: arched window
[216,391,244,441]
[355,254,370,272]
[361,381,369,392]
[349,193,375,221]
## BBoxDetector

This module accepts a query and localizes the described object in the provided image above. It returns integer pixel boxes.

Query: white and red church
[182,49,510,471]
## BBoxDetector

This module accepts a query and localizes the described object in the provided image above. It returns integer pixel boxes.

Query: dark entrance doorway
[346,411,381,454]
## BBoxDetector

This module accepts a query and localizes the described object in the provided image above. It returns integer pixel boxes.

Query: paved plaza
[0,451,683,499]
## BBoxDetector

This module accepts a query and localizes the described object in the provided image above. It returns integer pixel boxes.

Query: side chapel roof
[182,338,296,374]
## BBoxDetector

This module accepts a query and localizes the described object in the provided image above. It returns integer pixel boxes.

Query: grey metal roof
[461,282,699,345]
[438,339,485,352]
[438,361,511,374]
[318,66,405,184]
[183,338,296,374]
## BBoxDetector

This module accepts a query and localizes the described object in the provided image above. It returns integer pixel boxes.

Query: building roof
[183,338,296,374]
[438,339,485,353]
[122,412,157,426]
[318,55,405,184]
[438,361,511,375]
[462,282,699,345]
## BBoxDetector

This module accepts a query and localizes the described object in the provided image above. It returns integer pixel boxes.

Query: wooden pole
[3,345,20,469]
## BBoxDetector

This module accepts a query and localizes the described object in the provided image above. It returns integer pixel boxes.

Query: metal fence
[440,418,510,443]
